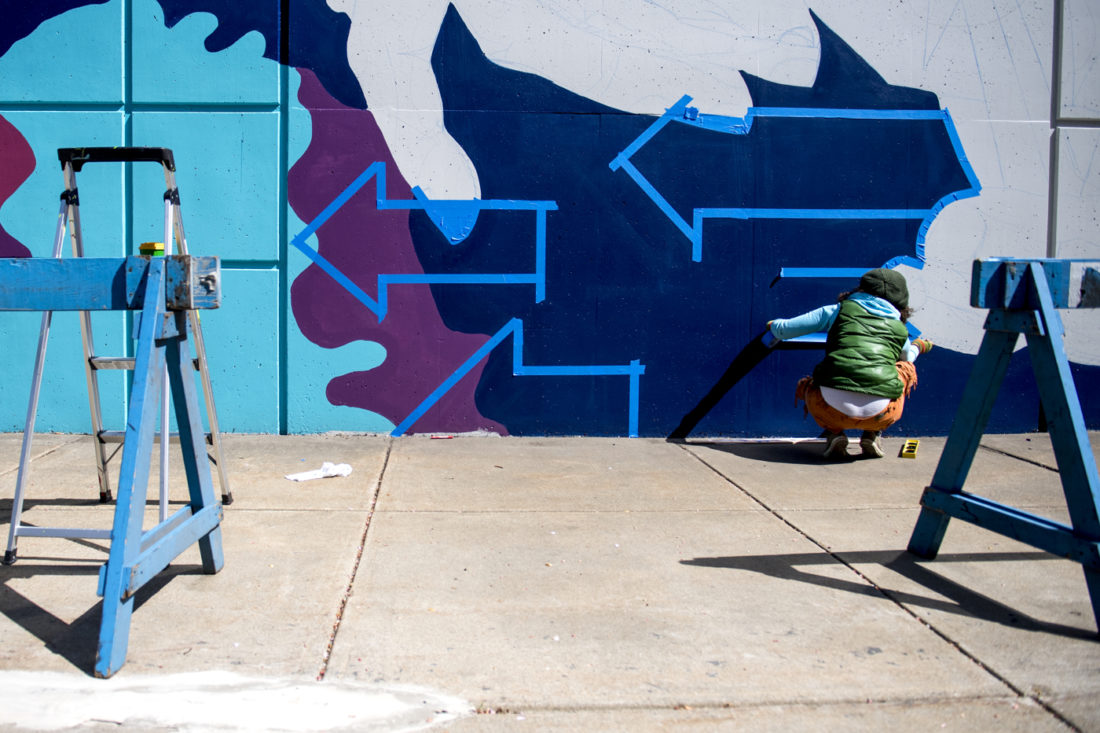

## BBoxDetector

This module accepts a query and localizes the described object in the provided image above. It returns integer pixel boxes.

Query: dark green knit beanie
[859,268,909,310]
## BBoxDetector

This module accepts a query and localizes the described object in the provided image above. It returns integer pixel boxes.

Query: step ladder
[3,147,231,567]
[907,258,1100,632]
[0,253,226,677]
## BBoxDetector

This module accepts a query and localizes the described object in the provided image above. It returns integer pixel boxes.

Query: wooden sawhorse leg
[94,259,224,677]
[907,260,1100,632]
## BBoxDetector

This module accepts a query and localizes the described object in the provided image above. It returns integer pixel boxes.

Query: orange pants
[796,362,918,433]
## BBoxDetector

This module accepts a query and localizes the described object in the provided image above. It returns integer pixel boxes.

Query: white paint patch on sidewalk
[0,671,472,732]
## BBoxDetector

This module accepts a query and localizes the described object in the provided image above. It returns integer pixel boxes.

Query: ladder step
[90,356,200,370]
[98,430,214,446]
[90,356,134,370]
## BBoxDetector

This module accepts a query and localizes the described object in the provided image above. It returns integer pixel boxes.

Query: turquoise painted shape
[285,308,391,433]
[0,113,129,433]
[0,112,125,256]
[0,1,123,102]
[131,0,279,104]
[196,268,280,432]
[132,111,281,260]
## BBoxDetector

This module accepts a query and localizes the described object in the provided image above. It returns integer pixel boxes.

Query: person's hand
[913,338,933,354]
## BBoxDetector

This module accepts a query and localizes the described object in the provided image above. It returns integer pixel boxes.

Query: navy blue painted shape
[630,115,971,223]
[0,0,109,56]
[154,0,366,109]
[418,5,1025,436]
[740,10,939,111]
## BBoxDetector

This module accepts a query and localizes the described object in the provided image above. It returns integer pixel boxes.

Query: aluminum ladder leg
[3,146,231,566]
[0,254,226,676]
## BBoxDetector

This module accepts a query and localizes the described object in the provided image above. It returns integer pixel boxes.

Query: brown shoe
[823,432,849,459]
[860,431,884,458]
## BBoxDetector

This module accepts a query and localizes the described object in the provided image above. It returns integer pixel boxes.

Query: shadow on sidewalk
[682,549,1098,640]
[678,439,834,465]
[0,561,201,675]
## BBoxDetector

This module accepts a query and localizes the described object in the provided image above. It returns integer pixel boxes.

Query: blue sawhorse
[0,255,225,676]
[907,258,1100,632]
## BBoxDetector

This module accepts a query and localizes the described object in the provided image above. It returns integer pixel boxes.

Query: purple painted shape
[288,70,506,435]
[0,116,34,258]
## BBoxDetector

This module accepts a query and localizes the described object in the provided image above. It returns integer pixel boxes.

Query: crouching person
[768,268,932,459]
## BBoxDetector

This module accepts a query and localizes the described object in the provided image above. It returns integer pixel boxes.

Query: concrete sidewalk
[0,432,1097,731]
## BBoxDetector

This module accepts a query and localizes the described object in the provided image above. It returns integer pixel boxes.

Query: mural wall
[1,0,1098,437]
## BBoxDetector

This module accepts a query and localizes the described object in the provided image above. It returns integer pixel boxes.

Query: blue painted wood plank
[126,504,224,598]
[919,487,1100,570]
[971,258,1072,309]
[0,256,220,311]
[930,329,1018,493]
[0,258,140,311]
[166,333,225,574]
[1025,265,1100,540]
[95,259,167,678]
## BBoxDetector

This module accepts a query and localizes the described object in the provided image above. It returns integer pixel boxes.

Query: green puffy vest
[812,299,909,399]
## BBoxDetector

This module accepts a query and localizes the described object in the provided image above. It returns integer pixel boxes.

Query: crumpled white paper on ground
[284,462,353,482]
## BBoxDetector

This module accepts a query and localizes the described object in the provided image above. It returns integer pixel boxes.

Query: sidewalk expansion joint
[477,691,1040,715]
[978,442,1059,473]
[315,436,393,681]
[379,508,766,514]
[676,443,1080,732]
[0,435,85,479]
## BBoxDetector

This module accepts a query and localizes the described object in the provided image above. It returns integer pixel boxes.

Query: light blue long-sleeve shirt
[769,293,921,362]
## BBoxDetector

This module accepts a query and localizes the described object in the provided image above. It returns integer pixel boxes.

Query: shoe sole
[823,435,849,459]
[860,439,884,458]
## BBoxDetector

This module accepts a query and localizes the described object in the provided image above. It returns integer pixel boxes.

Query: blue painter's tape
[612,100,982,264]
[697,207,932,220]
[628,359,642,437]
[939,108,982,194]
[610,95,692,171]
[392,319,520,437]
[778,267,871,279]
[535,209,547,302]
[516,365,645,376]
[292,162,646,435]
[749,107,948,121]
[412,186,480,244]
[672,106,956,138]
[290,236,383,317]
[882,255,925,270]
[511,316,525,367]
[384,198,556,212]
[676,112,750,134]
[691,210,705,262]
[381,273,540,286]
[290,161,558,323]
[688,209,932,263]
[618,158,695,243]
[294,162,386,245]
[393,318,646,436]
[406,188,556,244]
